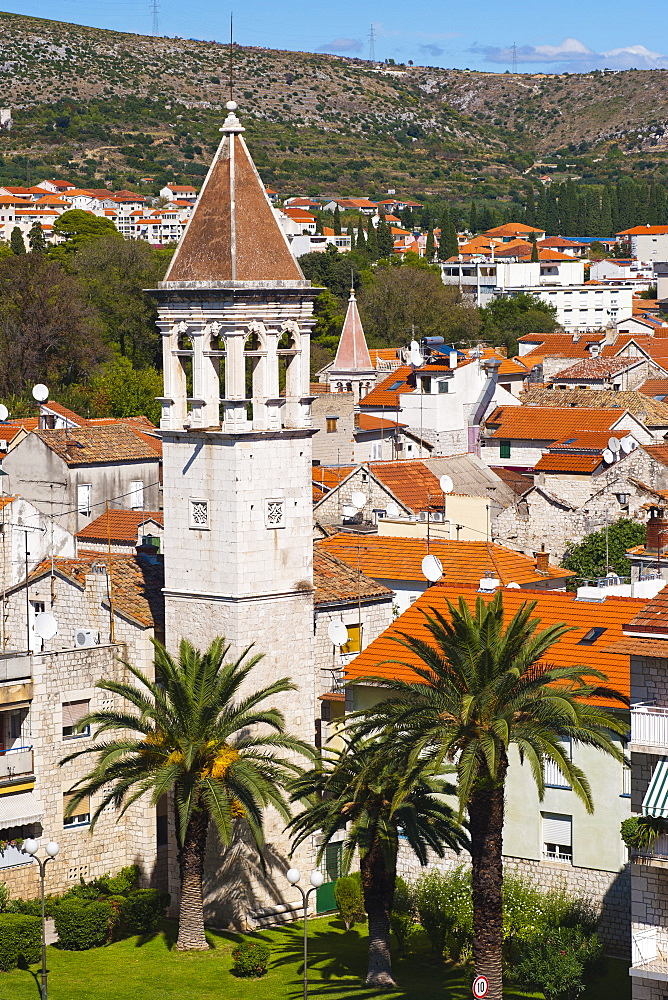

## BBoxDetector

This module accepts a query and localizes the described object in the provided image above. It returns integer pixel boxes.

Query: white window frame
[544,738,571,789]
[129,480,144,511]
[77,483,92,517]
[542,812,572,863]
[189,498,210,530]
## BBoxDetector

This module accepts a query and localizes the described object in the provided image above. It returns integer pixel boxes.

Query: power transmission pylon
[511,42,517,73]
[150,0,159,36]
[367,24,376,63]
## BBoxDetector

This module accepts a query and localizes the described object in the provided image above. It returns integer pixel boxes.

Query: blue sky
[5,0,668,73]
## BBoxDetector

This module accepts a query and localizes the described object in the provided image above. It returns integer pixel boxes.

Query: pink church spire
[332,289,373,371]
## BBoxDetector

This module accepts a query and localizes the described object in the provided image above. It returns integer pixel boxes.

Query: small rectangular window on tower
[265,498,285,528]
[189,498,210,530]
[326,416,338,433]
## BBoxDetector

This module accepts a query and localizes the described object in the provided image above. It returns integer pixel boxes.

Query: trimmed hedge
[110,889,169,937]
[54,899,113,950]
[0,913,41,971]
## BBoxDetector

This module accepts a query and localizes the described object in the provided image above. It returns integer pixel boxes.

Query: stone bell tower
[152,101,318,746]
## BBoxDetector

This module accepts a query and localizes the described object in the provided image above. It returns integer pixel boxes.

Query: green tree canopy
[27,222,47,254]
[52,209,120,251]
[10,227,25,255]
[480,292,559,356]
[562,518,646,583]
[86,356,162,425]
[298,246,361,297]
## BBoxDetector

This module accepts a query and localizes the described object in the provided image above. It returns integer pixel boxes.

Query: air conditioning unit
[74,629,99,648]
[430,512,444,523]
[419,511,429,522]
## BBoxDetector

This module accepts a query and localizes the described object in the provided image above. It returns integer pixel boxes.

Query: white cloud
[317,37,362,54]
[471,36,668,71]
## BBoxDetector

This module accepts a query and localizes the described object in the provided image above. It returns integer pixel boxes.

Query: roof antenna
[229,12,234,103]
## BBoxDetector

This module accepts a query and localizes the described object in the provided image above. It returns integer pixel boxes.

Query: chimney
[449,349,458,369]
[535,545,550,574]
[646,508,668,554]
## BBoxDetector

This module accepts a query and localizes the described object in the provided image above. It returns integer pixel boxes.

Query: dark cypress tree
[600,187,613,236]
[469,200,478,234]
[356,215,366,250]
[529,231,539,262]
[425,225,435,261]
[544,188,559,236]
[536,185,548,230]
[349,226,356,251]
[10,226,25,255]
[437,209,451,261]
[333,204,342,235]
[366,215,378,260]
[524,186,536,227]
[377,217,394,259]
[576,193,588,235]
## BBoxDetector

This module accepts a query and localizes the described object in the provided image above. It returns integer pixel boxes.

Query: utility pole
[367,24,376,63]
[150,0,159,36]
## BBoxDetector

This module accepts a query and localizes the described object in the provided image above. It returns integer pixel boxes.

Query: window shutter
[63,792,90,816]
[542,812,572,847]
[129,481,144,510]
[62,700,89,728]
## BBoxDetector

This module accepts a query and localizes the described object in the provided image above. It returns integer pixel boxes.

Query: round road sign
[472,976,489,998]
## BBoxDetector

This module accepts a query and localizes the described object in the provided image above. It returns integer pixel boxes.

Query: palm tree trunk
[468,760,507,1000]
[175,807,210,951]
[360,841,396,988]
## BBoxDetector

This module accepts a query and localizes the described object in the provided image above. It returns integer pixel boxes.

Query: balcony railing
[0,746,34,782]
[631,705,668,751]
[0,652,31,683]
[633,834,668,865]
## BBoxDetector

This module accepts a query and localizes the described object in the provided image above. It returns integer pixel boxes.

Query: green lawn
[0,916,631,1000]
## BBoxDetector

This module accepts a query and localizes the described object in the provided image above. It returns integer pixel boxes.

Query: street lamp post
[286,867,324,1000]
[22,838,59,1000]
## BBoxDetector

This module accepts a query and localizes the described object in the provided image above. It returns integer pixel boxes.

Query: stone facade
[314,466,412,524]
[312,393,357,465]
[495,446,668,562]
[0,644,155,899]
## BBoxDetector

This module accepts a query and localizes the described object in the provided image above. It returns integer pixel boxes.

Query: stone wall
[0,644,156,899]
[312,393,356,465]
[315,596,394,695]
[314,467,410,524]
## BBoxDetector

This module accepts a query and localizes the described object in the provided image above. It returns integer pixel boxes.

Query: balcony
[631,705,668,753]
[631,929,668,982]
[633,834,668,868]
[0,746,34,785]
[0,652,31,684]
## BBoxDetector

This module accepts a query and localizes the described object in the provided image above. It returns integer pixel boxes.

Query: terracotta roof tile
[312,466,355,491]
[27,552,164,629]
[521,389,668,424]
[639,379,668,399]
[645,445,668,467]
[313,548,391,605]
[359,366,416,407]
[534,453,601,473]
[356,414,407,431]
[551,357,639,380]
[626,590,668,633]
[317,535,572,585]
[76,509,163,545]
[345,584,646,705]
[34,425,161,465]
[366,460,443,513]
[488,466,533,496]
[484,405,625,439]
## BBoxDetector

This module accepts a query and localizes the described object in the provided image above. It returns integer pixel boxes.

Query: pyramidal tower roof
[165,102,305,284]
[332,289,373,372]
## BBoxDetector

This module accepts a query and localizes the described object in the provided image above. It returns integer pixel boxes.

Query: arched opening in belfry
[208,326,225,425]
[176,328,194,407]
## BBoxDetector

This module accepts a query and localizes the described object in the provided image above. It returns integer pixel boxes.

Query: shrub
[6,898,43,917]
[231,940,270,977]
[414,867,472,961]
[0,882,9,913]
[621,815,668,852]
[117,889,169,935]
[0,913,41,971]
[334,873,365,930]
[390,876,415,956]
[54,899,113,950]
[514,927,602,1000]
[94,865,140,897]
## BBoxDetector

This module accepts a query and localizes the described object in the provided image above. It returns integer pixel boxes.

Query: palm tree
[288,736,467,988]
[60,637,310,951]
[355,593,628,1000]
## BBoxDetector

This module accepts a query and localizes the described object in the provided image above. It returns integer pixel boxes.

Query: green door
[316,842,342,914]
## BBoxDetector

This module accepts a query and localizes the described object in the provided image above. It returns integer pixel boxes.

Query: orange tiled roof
[34,425,161,465]
[617,226,668,235]
[368,349,403,368]
[365,460,443,513]
[312,466,355,491]
[344,584,646,705]
[520,388,668,424]
[550,357,639,380]
[626,589,668,632]
[317,535,572,585]
[359,366,415,407]
[26,552,164,629]
[482,223,544,237]
[356,414,407,431]
[639,379,668,398]
[313,548,391,605]
[484,406,626,440]
[76,509,163,544]
[534,453,601,473]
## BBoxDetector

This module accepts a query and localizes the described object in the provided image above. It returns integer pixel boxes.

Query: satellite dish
[409,339,424,366]
[506,582,521,589]
[421,554,443,583]
[621,436,635,454]
[608,436,621,453]
[33,612,58,640]
[602,448,614,464]
[32,384,49,403]
[350,490,367,510]
[342,504,357,518]
[327,620,348,647]
[386,502,400,518]
[0,404,8,422]
[439,474,454,494]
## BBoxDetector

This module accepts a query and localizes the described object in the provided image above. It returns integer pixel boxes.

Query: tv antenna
[511,42,517,73]
[150,0,159,36]
[367,24,376,63]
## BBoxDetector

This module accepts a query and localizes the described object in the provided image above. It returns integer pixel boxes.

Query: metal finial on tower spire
[229,13,234,103]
